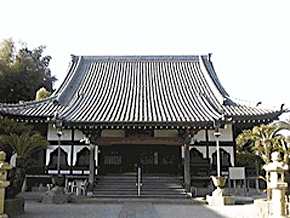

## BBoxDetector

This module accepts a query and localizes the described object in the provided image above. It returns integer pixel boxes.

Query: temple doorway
[99,144,182,175]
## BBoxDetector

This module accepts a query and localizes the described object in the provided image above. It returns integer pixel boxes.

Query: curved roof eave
[0,54,283,127]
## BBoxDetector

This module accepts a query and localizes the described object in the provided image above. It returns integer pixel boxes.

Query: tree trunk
[5,167,25,199]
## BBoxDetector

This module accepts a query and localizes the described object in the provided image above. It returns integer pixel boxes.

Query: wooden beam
[96,137,184,146]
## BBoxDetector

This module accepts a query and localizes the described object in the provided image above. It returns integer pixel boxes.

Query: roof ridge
[0,95,57,108]
[228,96,280,110]
[80,55,203,61]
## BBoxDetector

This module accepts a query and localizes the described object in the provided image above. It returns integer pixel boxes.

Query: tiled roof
[0,55,284,128]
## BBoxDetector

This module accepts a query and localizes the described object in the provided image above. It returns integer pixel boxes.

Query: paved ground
[11,199,267,218]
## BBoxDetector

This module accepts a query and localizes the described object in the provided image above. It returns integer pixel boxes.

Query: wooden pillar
[70,129,75,174]
[89,144,95,184]
[183,144,191,193]
[205,129,209,158]
[87,143,95,196]
[94,145,99,175]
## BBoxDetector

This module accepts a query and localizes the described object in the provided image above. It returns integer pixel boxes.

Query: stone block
[42,186,68,204]
[206,195,235,206]
[192,187,212,197]
[4,198,24,216]
[42,194,68,204]
[31,186,47,192]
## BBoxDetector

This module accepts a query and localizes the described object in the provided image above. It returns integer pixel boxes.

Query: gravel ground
[11,200,269,218]
[155,204,263,218]
[12,202,122,218]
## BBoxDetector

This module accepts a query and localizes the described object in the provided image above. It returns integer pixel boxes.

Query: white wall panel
[208,124,233,142]
[46,145,72,166]
[73,145,90,166]
[47,124,72,141]
[74,129,86,141]
[209,146,234,166]
[193,130,206,141]
[190,146,207,158]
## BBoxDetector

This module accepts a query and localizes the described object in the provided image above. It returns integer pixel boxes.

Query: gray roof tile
[0,55,283,127]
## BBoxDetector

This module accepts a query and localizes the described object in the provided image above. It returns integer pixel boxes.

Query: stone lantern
[263,152,288,218]
[0,151,12,218]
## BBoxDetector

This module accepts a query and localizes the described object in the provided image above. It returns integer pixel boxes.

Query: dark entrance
[99,144,181,175]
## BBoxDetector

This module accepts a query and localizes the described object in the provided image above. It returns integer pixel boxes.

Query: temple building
[0,54,284,196]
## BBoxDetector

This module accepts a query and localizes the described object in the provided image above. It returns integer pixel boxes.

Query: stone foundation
[4,198,24,216]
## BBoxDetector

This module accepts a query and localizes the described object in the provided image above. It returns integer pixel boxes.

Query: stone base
[254,199,270,217]
[206,195,235,206]
[234,196,254,205]
[42,186,68,204]
[42,194,68,204]
[86,191,93,197]
[4,198,25,216]
[0,214,9,218]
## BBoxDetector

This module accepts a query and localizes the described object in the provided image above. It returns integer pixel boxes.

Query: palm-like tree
[236,122,289,164]
[236,121,290,198]
[0,117,49,198]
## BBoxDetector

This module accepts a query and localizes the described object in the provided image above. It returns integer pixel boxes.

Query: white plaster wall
[181,143,234,163]
[46,145,72,166]
[209,146,234,167]
[194,130,206,141]
[46,144,97,168]
[208,124,233,142]
[190,146,207,158]
[47,124,72,141]
[74,129,86,141]
[191,125,233,143]
[72,145,90,166]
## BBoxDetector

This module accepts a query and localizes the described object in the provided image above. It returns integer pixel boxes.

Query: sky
[1,0,290,118]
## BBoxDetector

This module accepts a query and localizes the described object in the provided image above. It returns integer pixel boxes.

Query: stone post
[0,151,12,218]
[263,152,288,218]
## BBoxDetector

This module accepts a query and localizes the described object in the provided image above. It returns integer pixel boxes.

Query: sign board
[229,167,245,180]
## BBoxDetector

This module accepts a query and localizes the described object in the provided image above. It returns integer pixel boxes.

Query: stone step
[93,175,187,198]
[92,194,187,199]
[94,188,184,192]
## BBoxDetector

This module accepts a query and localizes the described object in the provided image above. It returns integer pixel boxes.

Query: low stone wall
[191,186,212,197]
[4,198,25,216]
[254,199,270,217]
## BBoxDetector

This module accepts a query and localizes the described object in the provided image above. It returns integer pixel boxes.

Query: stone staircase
[92,175,187,198]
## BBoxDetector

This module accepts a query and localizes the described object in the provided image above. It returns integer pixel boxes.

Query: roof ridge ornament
[280,103,285,111]
[70,54,78,62]
[208,53,212,62]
